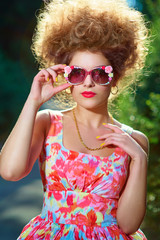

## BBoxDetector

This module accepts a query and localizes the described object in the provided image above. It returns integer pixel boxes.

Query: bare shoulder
[131,129,149,155]
[35,109,64,136]
[33,109,51,139]
[35,108,72,136]
[36,109,51,128]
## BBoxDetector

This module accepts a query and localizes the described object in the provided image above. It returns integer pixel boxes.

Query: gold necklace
[72,108,114,151]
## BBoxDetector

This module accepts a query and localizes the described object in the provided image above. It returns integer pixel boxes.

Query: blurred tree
[0,0,42,59]
[114,0,160,238]
[0,0,42,141]
[137,1,160,238]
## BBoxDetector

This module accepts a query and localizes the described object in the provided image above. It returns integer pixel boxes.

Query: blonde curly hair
[32,0,149,107]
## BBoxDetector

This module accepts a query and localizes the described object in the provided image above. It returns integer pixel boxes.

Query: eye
[68,67,86,84]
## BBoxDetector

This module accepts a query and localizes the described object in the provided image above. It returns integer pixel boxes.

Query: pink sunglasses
[64,65,114,85]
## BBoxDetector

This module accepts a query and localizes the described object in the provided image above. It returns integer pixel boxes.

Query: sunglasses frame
[64,65,114,86]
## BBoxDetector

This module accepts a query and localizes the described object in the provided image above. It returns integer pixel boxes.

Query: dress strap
[48,110,63,123]
[121,123,133,136]
[47,110,63,137]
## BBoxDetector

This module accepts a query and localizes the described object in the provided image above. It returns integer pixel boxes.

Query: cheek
[70,86,80,99]
[71,85,77,93]
[100,86,111,96]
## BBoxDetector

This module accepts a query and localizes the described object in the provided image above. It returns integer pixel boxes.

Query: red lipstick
[81,91,96,98]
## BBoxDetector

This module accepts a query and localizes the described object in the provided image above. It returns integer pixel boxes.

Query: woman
[0,0,149,239]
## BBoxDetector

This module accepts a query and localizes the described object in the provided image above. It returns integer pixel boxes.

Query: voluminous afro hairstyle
[32,0,149,104]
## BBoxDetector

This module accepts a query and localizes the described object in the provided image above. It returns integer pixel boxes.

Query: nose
[83,72,95,87]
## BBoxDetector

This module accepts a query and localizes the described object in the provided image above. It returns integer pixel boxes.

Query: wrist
[27,94,42,111]
[131,153,148,168]
[132,149,148,162]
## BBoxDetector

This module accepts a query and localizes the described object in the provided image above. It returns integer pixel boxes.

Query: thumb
[53,83,72,95]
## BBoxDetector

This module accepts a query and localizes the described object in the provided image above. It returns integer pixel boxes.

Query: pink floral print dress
[17,110,147,240]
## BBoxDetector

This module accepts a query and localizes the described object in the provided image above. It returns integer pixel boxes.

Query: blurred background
[0,0,160,239]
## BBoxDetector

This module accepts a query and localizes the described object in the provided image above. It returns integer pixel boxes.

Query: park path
[0,161,43,240]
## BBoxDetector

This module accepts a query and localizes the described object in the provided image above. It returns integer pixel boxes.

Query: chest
[40,130,129,197]
[62,118,117,158]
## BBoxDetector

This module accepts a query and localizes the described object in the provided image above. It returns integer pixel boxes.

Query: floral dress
[17,110,147,240]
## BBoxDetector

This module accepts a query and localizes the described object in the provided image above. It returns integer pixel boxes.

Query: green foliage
[0,50,31,139]
[146,93,160,143]
[0,0,42,140]
[114,91,160,238]
[114,1,160,238]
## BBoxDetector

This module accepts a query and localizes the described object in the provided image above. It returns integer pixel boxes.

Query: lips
[81,91,96,98]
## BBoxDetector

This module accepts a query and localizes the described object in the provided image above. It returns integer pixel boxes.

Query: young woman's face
[69,50,113,110]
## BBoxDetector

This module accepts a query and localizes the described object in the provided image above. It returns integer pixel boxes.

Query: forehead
[69,50,110,69]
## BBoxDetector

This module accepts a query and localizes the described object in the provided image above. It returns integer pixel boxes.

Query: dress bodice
[39,111,131,198]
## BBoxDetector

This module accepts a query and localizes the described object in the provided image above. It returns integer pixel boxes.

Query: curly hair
[32,0,149,105]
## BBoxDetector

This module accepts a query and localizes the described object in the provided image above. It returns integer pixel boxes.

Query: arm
[0,64,71,181]
[97,125,148,234]
[0,98,47,181]
[116,131,148,234]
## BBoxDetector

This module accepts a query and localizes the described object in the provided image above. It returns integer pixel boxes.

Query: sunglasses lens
[68,68,85,85]
[92,68,109,85]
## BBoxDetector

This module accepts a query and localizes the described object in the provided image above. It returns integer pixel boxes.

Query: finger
[96,133,125,140]
[47,64,67,82]
[35,76,48,83]
[101,137,123,148]
[35,65,67,82]
[102,133,132,149]
[50,64,67,72]
[35,69,50,81]
[46,68,57,82]
[53,83,72,94]
[103,123,125,134]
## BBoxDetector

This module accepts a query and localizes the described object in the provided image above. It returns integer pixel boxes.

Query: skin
[0,50,148,235]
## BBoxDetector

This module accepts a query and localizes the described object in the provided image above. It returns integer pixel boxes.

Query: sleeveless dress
[17,110,147,240]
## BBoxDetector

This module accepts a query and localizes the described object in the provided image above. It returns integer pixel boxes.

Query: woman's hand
[98,124,148,161]
[29,64,71,107]
[99,124,148,234]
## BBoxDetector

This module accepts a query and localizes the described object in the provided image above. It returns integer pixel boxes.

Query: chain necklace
[72,108,114,151]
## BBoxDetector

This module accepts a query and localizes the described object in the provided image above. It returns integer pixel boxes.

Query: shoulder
[35,109,63,137]
[36,108,73,123]
[36,109,63,122]
[35,108,73,136]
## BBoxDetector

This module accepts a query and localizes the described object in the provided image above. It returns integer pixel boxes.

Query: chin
[77,101,107,110]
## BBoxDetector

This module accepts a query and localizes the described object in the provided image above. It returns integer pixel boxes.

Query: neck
[74,104,111,128]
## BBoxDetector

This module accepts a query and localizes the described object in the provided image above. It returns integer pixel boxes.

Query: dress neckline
[59,116,120,160]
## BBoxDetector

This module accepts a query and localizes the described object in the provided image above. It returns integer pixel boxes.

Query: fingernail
[96,136,100,139]
[100,143,105,147]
